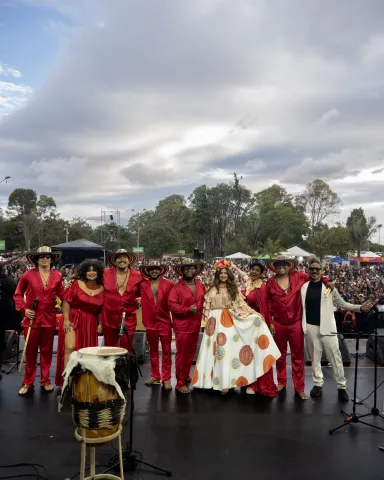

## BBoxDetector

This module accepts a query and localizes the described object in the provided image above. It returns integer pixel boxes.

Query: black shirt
[305,281,323,326]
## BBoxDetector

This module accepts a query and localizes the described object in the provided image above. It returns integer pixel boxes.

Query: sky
[0,0,384,243]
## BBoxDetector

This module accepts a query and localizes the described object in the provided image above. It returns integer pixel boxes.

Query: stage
[0,341,384,479]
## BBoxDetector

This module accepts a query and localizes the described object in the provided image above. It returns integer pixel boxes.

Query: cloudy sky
[0,0,383,241]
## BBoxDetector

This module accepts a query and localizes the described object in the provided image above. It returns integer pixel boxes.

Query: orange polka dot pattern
[205,316,216,337]
[220,309,234,328]
[217,332,227,346]
[239,345,254,366]
[191,367,199,385]
[236,376,249,387]
[258,334,270,350]
[263,355,276,373]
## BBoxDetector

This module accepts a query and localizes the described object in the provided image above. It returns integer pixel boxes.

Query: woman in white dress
[191,260,281,395]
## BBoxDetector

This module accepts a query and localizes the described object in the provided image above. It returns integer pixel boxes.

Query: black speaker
[366,335,384,366]
[3,330,18,361]
[133,332,147,365]
[193,332,204,364]
[305,335,351,366]
[193,248,200,260]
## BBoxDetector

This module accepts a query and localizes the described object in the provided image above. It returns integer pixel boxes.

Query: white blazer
[301,282,361,336]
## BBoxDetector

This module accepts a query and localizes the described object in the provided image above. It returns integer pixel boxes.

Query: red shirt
[14,268,64,328]
[244,282,269,324]
[101,267,143,329]
[140,277,173,334]
[168,279,206,334]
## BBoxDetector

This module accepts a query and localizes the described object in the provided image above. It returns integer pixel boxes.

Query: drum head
[78,346,128,356]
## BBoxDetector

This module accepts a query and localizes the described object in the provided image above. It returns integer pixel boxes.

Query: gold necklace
[39,271,51,288]
[116,271,129,289]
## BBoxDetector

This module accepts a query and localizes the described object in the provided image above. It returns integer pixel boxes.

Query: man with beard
[139,261,173,390]
[14,247,64,395]
[168,258,206,394]
[265,256,332,400]
[101,249,143,352]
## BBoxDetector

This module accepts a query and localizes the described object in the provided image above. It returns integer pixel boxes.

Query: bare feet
[277,384,286,392]
[296,391,308,400]
[177,385,191,394]
[145,377,161,386]
[18,385,34,396]
[41,384,54,393]
[163,381,172,391]
[246,388,256,395]
[221,389,229,395]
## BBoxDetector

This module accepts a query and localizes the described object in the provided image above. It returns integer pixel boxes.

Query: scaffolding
[100,210,121,255]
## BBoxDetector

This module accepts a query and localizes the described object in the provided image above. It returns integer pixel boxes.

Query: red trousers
[23,327,55,386]
[55,316,65,387]
[175,331,200,390]
[274,320,305,392]
[103,324,135,353]
[248,369,277,397]
[146,329,172,382]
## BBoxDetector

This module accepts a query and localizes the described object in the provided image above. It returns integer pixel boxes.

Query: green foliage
[8,188,38,217]
[346,208,378,266]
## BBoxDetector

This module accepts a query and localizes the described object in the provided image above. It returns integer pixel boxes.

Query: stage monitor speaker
[3,330,17,361]
[193,332,204,364]
[304,335,351,366]
[366,335,384,366]
[133,332,147,365]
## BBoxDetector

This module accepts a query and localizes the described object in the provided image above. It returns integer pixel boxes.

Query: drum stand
[113,326,172,477]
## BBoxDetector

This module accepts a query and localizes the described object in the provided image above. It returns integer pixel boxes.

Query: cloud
[0,64,21,78]
[0,0,384,228]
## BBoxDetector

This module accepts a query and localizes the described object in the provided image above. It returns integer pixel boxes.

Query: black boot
[310,386,322,397]
[338,389,349,402]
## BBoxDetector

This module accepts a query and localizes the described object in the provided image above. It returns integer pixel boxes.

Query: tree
[299,179,342,230]
[68,217,93,242]
[36,195,57,245]
[21,213,39,250]
[262,238,282,258]
[7,188,37,217]
[347,208,378,266]
[307,230,332,261]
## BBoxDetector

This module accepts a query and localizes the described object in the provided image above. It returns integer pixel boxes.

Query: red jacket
[101,267,143,329]
[140,278,173,333]
[244,282,269,325]
[14,268,64,328]
[168,279,206,334]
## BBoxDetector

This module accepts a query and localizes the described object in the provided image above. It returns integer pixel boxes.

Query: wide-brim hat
[27,246,62,265]
[174,258,204,277]
[108,249,138,267]
[139,261,169,280]
[266,255,297,274]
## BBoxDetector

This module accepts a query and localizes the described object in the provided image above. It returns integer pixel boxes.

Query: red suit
[55,281,104,386]
[245,282,278,397]
[168,279,206,390]
[14,268,64,387]
[140,278,173,382]
[101,268,143,352]
[266,271,312,392]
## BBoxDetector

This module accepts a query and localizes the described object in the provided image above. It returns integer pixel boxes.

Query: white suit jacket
[301,282,361,336]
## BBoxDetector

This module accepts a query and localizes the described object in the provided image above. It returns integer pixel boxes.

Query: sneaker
[338,389,349,402]
[310,386,323,397]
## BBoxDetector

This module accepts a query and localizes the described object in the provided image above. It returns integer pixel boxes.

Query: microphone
[118,311,126,339]
[324,278,334,298]
[32,298,39,311]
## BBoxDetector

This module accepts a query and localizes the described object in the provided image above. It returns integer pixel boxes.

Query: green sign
[178,250,186,254]
[133,247,144,253]
[0,240,5,251]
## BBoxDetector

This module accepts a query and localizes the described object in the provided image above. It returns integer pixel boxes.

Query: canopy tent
[225,252,252,260]
[350,251,382,264]
[331,256,344,263]
[52,239,105,265]
[281,246,314,258]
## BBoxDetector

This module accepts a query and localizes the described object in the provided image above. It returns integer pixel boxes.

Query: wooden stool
[75,425,124,480]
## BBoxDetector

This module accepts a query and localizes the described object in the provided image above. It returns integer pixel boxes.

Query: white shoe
[246,388,256,395]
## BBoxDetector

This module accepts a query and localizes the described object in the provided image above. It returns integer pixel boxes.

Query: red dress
[244,282,277,397]
[55,281,104,386]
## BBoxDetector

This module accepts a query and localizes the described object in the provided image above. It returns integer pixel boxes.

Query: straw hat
[266,255,297,274]
[139,260,169,280]
[27,246,62,266]
[174,257,204,277]
[107,249,137,267]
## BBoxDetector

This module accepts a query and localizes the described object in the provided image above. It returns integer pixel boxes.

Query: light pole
[378,224,382,246]
[65,227,69,243]
[0,176,10,184]
[131,209,146,248]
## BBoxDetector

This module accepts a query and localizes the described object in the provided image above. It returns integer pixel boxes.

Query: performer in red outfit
[265,256,330,400]
[139,261,173,390]
[168,258,206,394]
[233,261,278,397]
[14,246,64,396]
[101,249,143,352]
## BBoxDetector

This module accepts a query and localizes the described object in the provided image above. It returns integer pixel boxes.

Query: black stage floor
[1,343,384,480]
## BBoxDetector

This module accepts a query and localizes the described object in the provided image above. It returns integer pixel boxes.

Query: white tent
[283,246,314,257]
[225,252,252,259]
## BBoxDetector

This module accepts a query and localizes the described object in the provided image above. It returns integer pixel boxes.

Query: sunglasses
[309,267,321,272]
[39,255,51,259]
[275,262,289,268]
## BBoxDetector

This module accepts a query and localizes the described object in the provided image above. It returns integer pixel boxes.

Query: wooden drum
[71,347,129,439]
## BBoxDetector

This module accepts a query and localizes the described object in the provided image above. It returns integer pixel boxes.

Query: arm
[56,276,65,301]
[13,275,28,315]
[168,287,190,316]
[202,290,213,324]
[62,300,72,332]
[333,289,363,313]
[232,264,248,281]
[298,271,330,287]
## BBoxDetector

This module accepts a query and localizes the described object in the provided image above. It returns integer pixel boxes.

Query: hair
[31,256,55,269]
[73,259,104,285]
[309,258,321,267]
[249,260,265,273]
[209,267,238,302]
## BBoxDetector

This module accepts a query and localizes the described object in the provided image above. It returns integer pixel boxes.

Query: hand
[190,305,198,314]
[269,324,276,336]
[325,281,336,291]
[97,323,103,334]
[25,309,35,320]
[63,319,72,333]
[361,302,373,312]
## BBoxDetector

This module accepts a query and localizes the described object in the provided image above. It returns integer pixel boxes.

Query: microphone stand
[329,295,384,435]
